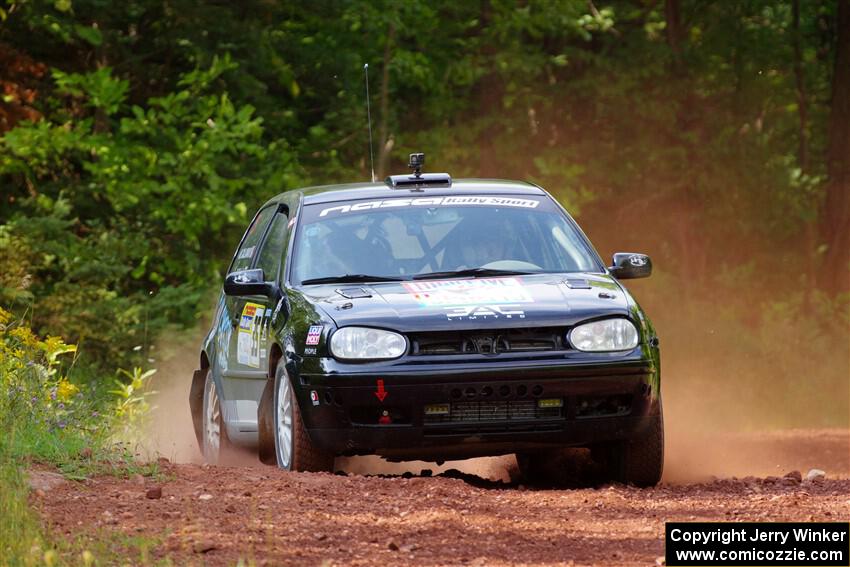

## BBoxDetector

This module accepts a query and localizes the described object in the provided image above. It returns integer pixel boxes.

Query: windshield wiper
[412,268,533,280]
[300,274,406,285]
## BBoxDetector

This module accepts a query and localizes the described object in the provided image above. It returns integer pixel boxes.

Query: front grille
[424,400,563,424]
[410,327,567,356]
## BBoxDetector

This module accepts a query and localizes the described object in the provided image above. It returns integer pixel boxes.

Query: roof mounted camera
[409,152,425,177]
[385,152,452,190]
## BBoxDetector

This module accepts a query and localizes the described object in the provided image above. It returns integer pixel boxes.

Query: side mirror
[224,269,280,297]
[609,252,652,279]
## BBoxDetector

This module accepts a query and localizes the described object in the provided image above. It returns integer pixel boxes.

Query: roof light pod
[385,152,452,189]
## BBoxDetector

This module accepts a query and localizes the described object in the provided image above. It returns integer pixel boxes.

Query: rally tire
[615,400,665,487]
[272,359,334,472]
[201,369,237,465]
[516,451,558,485]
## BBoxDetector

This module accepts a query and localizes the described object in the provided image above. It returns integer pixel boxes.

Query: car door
[220,204,290,440]
[216,204,277,440]
[252,206,292,369]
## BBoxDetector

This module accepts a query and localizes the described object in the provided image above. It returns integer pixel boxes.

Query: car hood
[298,273,631,332]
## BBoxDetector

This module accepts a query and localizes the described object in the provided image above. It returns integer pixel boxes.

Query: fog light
[424,404,450,416]
[537,398,563,408]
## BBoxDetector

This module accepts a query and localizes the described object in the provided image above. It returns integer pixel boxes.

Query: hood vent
[335,287,372,299]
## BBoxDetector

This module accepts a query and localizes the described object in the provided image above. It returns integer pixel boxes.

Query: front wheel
[516,451,556,484]
[263,359,333,472]
[619,401,664,486]
[519,402,664,488]
[598,401,664,487]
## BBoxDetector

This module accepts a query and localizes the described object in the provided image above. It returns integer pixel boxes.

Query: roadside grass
[62,529,172,567]
[0,424,168,566]
[0,438,45,567]
[1,429,173,567]
[1,307,163,565]
[11,427,162,481]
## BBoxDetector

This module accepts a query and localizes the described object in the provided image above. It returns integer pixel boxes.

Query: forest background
[1,0,848,435]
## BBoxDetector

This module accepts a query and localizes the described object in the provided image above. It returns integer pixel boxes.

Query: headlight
[330,327,407,360]
[569,318,639,352]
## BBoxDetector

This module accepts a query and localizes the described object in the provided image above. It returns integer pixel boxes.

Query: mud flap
[189,369,206,451]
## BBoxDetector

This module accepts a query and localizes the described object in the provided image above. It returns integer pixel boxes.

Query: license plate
[424,403,450,415]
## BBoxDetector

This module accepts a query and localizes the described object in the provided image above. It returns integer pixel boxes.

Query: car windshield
[291,194,601,284]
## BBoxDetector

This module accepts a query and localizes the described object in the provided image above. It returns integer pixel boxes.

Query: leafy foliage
[0,0,846,424]
[0,306,160,461]
[1,56,300,368]
[109,366,156,440]
[0,307,82,436]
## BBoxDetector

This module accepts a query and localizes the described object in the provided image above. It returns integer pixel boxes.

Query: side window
[257,211,290,282]
[229,206,276,273]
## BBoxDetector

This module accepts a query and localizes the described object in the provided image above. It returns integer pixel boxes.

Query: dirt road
[31,429,849,566]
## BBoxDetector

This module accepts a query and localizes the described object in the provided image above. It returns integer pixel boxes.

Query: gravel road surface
[31,429,849,566]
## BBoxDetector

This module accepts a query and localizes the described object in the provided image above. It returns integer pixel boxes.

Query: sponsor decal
[237,302,266,368]
[318,196,540,218]
[304,347,317,356]
[237,246,255,260]
[310,390,320,406]
[215,297,231,370]
[305,325,323,346]
[403,278,533,321]
[239,303,258,329]
[402,277,533,307]
[445,304,526,320]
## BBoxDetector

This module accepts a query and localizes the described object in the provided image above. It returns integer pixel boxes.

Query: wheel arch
[268,342,283,380]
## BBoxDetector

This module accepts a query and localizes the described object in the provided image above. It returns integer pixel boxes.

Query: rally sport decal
[318,196,540,218]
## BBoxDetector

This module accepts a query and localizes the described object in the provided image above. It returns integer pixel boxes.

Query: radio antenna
[364,63,376,183]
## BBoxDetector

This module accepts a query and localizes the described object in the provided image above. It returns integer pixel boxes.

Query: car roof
[265,178,547,208]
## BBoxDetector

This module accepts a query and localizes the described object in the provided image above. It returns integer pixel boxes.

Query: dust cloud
[626,284,849,482]
[140,326,205,464]
[337,455,517,483]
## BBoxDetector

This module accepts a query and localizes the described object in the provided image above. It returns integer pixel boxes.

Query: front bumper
[294,356,659,461]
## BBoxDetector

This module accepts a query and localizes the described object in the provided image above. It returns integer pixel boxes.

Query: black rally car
[189,154,663,486]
